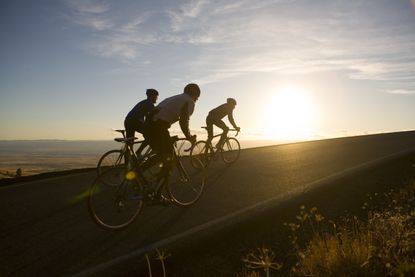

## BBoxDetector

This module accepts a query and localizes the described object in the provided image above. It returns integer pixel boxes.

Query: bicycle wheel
[221,137,241,164]
[88,166,144,230]
[166,156,205,206]
[190,140,213,168]
[97,149,125,175]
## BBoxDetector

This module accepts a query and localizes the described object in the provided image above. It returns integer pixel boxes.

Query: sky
[1,0,415,142]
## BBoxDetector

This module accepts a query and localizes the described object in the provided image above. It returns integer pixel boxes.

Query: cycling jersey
[154,93,195,125]
[143,93,195,177]
[126,99,155,123]
[208,103,237,128]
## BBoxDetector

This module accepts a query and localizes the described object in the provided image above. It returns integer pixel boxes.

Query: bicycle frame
[88,136,205,229]
[126,137,190,193]
[132,136,195,202]
[205,128,239,153]
[189,127,241,168]
[172,138,191,182]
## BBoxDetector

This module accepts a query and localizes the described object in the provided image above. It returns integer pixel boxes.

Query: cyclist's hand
[189,135,197,144]
[236,127,241,132]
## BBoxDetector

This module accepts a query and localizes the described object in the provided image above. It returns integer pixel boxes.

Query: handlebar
[201,126,240,137]
[229,129,240,137]
[171,136,195,152]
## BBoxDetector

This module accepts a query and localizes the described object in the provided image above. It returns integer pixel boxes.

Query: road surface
[1,131,415,276]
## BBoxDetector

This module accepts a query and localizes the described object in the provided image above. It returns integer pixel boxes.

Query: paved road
[1,131,415,276]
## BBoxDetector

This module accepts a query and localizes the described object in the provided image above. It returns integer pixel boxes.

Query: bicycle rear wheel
[97,149,125,175]
[190,140,213,168]
[88,166,144,230]
[166,156,205,206]
[221,137,240,164]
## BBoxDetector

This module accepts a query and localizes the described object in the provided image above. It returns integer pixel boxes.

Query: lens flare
[125,171,136,180]
[67,189,90,204]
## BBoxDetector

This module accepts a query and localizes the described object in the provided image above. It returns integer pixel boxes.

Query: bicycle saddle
[114,137,136,143]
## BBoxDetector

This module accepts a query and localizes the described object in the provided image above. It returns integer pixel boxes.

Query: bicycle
[190,127,241,168]
[96,129,153,175]
[88,136,205,230]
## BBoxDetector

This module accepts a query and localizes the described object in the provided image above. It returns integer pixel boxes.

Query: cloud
[84,32,160,62]
[180,0,207,17]
[168,0,208,32]
[121,14,151,32]
[64,0,415,88]
[387,89,415,95]
[73,16,114,30]
[176,1,415,85]
[65,0,110,14]
[65,0,114,31]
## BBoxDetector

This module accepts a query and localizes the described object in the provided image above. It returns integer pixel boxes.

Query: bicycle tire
[220,137,241,164]
[166,156,205,206]
[88,166,144,230]
[96,149,125,175]
[190,140,213,168]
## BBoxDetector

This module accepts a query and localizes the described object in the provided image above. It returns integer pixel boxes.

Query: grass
[140,181,415,277]
[239,182,415,276]
[128,154,415,276]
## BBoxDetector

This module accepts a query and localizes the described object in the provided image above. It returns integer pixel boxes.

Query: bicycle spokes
[88,167,144,230]
[167,155,205,206]
[221,137,241,164]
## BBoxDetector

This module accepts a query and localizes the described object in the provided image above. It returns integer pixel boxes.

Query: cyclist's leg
[123,118,139,164]
[134,122,149,156]
[141,121,173,183]
[135,141,147,157]
[206,116,214,144]
[155,135,174,196]
[141,125,162,171]
[124,118,138,139]
[213,119,228,149]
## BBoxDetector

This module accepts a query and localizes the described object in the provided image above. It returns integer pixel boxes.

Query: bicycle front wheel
[97,149,125,175]
[221,137,241,164]
[166,156,205,206]
[88,166,144,230]
[190,140,213,168]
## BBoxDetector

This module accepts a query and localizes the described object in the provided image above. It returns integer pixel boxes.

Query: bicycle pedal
[144,190,156,201]
[151,196,171,206]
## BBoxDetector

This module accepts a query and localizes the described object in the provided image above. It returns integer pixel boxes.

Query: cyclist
[206,98,240,150]
[124,89,159,154]
[125,89,159,138]
[143,83,200,201]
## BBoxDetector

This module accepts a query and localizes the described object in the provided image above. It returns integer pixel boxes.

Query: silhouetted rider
[206,98,240,149]
[124,89,159,139]
[143,83,200,202]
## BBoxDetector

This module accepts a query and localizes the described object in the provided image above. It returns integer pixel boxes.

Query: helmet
[184,83,200,98]
[227,98,237,105]
[146,88,159,97]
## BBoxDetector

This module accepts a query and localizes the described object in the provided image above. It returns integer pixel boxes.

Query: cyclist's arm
[179,102,192,140]
[142,102,155,123]
[228,111,238,130]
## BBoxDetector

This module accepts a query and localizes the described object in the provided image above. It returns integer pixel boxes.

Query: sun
[261,86,314,140]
